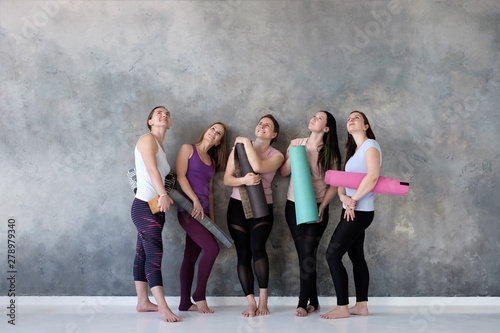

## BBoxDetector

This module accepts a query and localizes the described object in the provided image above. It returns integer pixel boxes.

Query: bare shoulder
[137,134,157,153]
[137,133,155,145]
[177,143,194,160]
[179,143,194,154]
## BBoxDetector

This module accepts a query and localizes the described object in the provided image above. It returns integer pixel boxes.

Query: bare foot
[320,306,350,319]
[256,303,270,316]
[295,307,308,317]
[187,304,198,311]
[242,298,257,317]
[158,305,181,322]
[195,300,214,314]
[349,302,369,316]
[136,301,158,312]
[256,292,270,316]
[307,304,320,313]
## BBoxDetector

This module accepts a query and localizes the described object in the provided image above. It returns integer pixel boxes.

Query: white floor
[2,297,500,333]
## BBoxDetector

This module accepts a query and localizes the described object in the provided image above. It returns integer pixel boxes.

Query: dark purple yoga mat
[235,143,269,218]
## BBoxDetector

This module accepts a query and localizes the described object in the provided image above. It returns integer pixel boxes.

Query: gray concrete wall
[1,0,499,297]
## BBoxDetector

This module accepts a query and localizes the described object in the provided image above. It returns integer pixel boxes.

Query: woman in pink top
[224,115,284,317]
[281,111,342,317]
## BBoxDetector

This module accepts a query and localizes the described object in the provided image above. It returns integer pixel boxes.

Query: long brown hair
[344,111,376,169]
[317,111,342,173]
[196,122,228,172]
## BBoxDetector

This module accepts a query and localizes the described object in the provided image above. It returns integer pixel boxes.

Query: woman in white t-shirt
[321,111,382,319]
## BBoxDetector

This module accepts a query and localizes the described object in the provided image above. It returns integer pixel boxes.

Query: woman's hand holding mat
[325,170,409,196]
[235,143,269,219]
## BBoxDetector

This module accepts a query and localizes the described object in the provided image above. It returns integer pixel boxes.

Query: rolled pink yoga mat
[324,170,409,196]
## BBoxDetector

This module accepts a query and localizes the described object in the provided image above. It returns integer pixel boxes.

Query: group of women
[130,106,381,322]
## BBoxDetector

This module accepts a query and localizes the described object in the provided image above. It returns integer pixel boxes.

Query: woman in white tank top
[131,106,179,322]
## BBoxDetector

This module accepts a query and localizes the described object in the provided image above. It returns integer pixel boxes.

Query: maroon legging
[131,198,165,288]
[177,211,220,311]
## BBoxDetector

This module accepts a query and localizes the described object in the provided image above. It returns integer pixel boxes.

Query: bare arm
[208,178,215,221]
[338,186,347,205]
[175,144,204,220]
[136,134,173,211]
[223,149,262,187]
[343,147,380,221]
[280,141,294,177]
[351,147,380,201]
[317,185,338,222]
[234,137,284,174]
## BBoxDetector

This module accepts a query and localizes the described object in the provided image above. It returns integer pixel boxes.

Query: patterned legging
[131,198,165,288]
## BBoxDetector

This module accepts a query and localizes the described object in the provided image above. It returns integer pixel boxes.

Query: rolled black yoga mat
[235,143,269,219]
[127,168,234,248]
[168,189,234,248]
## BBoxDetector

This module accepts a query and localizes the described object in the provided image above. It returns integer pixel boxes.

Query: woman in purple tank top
[175,122,228,313]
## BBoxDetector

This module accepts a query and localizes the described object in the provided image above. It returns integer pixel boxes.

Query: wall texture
[1,0,499,297]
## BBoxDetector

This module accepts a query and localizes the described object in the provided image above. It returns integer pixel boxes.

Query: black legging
[326,209,374,305]
[285,200,329,310]
[227,198,274,296]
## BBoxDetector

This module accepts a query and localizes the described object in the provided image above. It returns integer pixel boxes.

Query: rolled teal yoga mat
[289,145,319,224]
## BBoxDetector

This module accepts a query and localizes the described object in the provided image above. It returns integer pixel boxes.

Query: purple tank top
[178,145,214,213]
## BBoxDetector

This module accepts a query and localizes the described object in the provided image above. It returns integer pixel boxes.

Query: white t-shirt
[344,139,382,211]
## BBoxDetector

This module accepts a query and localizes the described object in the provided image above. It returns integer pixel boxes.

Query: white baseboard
[3,296,500,307]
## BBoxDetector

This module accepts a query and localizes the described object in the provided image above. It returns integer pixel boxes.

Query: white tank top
[134,134,170,201]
